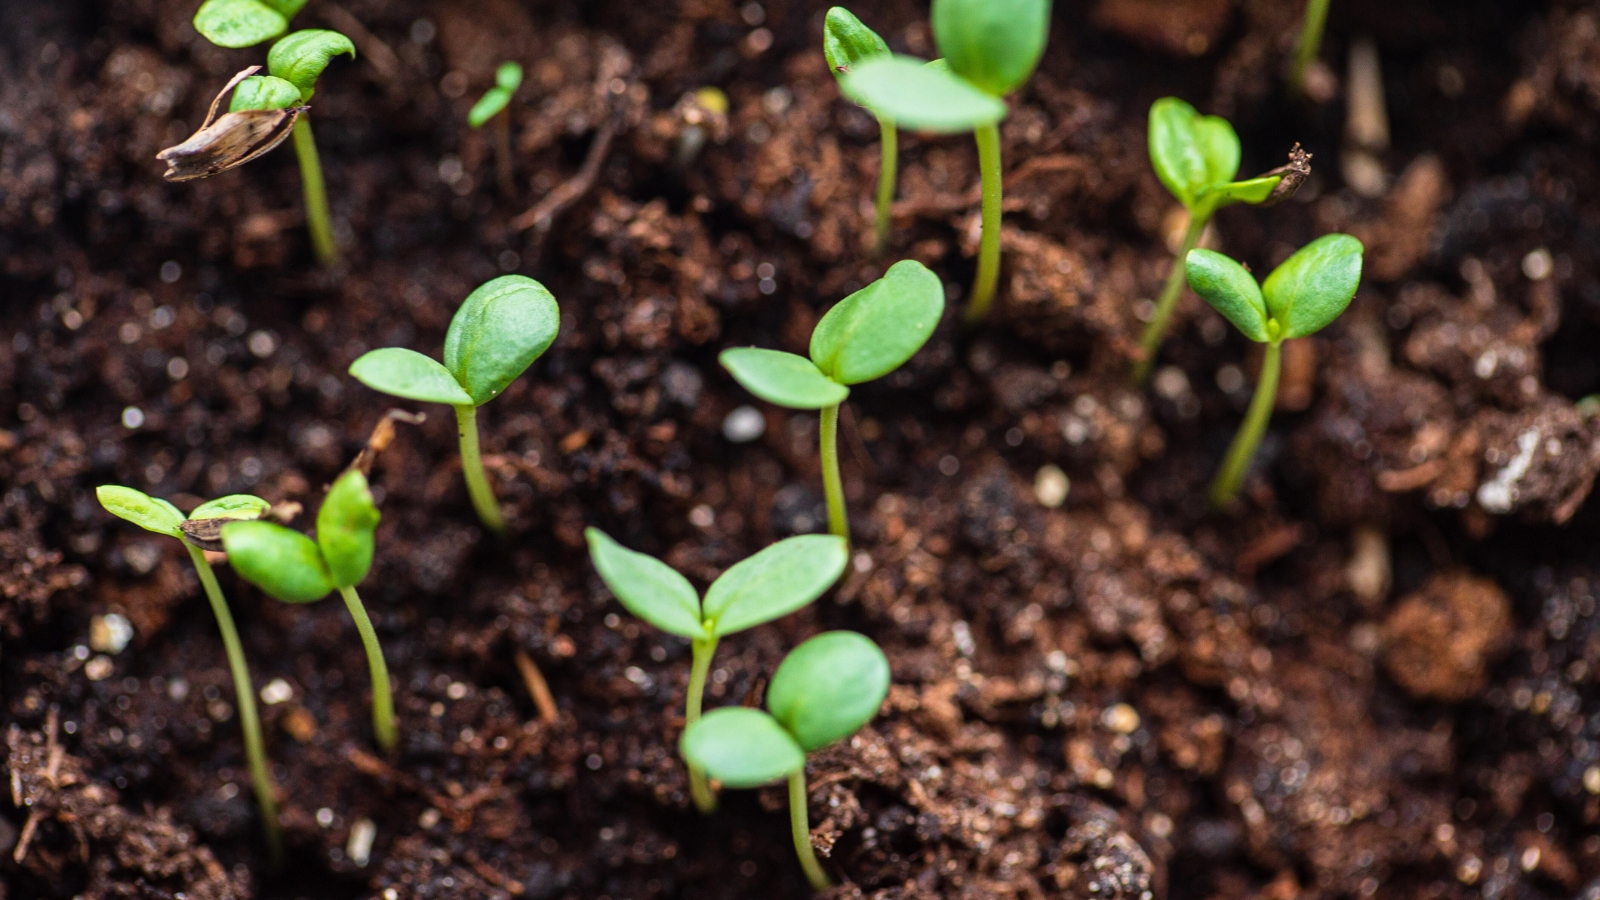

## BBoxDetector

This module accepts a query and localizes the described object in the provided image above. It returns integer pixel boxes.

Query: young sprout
[469,62,524,197]
[680,631,889,891]
[585,529,848,814]
[220,469,397,751]
[193,0,306,48]
[840,0,1051,324]
[823,8,895,254]
[1187,234,1363,507]
[719,260,943,541]
[96,487,282,862]
[1134,98,1310,383]
[349,276,560,534]
[1290,0,1332,96]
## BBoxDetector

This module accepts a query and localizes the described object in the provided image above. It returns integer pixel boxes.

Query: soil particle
[1382,569,1513,701]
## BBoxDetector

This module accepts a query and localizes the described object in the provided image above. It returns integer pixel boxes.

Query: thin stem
[1209,339,1283,509]
[1133,211,1209,384]
[185,543,281,865]
[454,404,506,534]
[338,586,397,753]
[788,769,830,891]
[819,403,848,541]
[495,112,515,197]
[964,122,1004,325]
[873,117,897,255]
[1291,0,1332,95]
[291,114,338,267]
[685,635,719,813]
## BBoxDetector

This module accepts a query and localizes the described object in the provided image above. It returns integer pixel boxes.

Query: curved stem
[873,117,898,255]
[789,769,830,891]
[1209,340,1283,509]
[338,586,397,753]
[185,544,281,865]
[1133,211,1209,384]
[455,404,506,534]
[819,403,848,541]
[291,114,338,267]
[1291,0,1333,96]
[684,635,719,813]
[964,122,1004,324]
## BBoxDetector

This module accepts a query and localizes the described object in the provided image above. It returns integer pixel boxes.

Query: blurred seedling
[469,62,524,196]
[96,487,285,862]
[221,469,397,751]
[840,0,1051,323]
[823,8,895,254]
[1291,0,1332,97]
[1186,233,1363,507]
[586,529,848,813]
[1134,98,1311,383]
[193,0,306,48]
[719,260,943,541]
[349,275,560,535]
[681,631,890,891]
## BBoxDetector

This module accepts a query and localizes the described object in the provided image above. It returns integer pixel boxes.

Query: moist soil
[5,0,1600,898]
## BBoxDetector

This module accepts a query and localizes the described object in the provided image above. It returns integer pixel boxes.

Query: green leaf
[823,7,891,80]
[222,520,335,603]
[810,259,944,385]
[701,535,848,636]
[442,276,561,406]
[317,470,379,589]
[1148,97,1241,210]
[931,0,1051,97]
[349,348,474,406]
[766,631,889,752]
[468,89,511,129]
[188,495,272,521]
[229,75,302,112]
[680,707,806,788]
[585,528,706,639]
[262,0,310,15]
[96,486,185,538]
[1185,249,1269,343]
[1262,233,1364,340]
[719,348,850,410]
[267,29,356,102]
[840,56,1007,134]
[193,0,289,48]
[1196,174,1282,210]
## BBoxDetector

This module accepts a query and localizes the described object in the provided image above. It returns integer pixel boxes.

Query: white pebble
[722,405,765,442]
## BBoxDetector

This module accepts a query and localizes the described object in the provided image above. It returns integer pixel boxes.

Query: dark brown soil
[5,0,1600,898]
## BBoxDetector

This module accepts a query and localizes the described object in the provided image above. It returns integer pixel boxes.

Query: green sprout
[220,469,397,752]
[469,62,524,197]
[840,0,1051,324]
[823,8,895,254]
[1187,233,1363,507]
[719,260,943,541]
[349,276,560,535]
[1290,0,1332,96]
[585,529,848,814]
[680,631,890,891]
[193,0,306,48]
[95,487,282,862]
[1134,98,1310,383]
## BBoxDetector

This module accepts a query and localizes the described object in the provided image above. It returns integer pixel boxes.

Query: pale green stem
[684,635,719,813]
[1210,339,1283,508]
[338,586,397,752]
[185,543,281,864]
[873,117,898,255]
[964,122,1004,324]
[495,111,515,197]
[454,404,506,534]
[1291,0,1332,95]
[789,769,830,891]
[819,403,848,541]
[1134,211,1209,384]
[291,115,338,267]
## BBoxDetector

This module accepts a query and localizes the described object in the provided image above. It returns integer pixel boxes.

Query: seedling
[681,631,889,891]
[1186,233,1363,507]
[585,529,848,813]
[823,8,895,254]
[349,275,560,534]
[220,469,397,751]
[96,487,282,862]
[193,0,306,48]
[469,62,524,197]
[1134,98,1311,383]
[840,0,1051,323]
[719,260,942,540]
[1291,0,1332,96]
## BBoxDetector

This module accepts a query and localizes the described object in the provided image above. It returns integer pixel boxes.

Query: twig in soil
[513,651,559,725]
[509,115,618,233]
[681,632,890,891]
[349,277,561,534]
[824,8,897,255]
[720,260,943,541]
[586,530,849,814]
[469,63,525,197]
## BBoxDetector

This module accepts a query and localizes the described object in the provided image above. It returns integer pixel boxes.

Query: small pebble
[722,405,765,442]
[346,818,377,867]
[89,613,133,654]
[1102,703,1141,734]
[1584,766,1600,795]
[259,678,294,705]
[85,655,114,681]
[1034,465,1069,508]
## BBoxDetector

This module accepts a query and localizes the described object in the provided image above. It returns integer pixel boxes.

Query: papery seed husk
[157,106,306,181]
